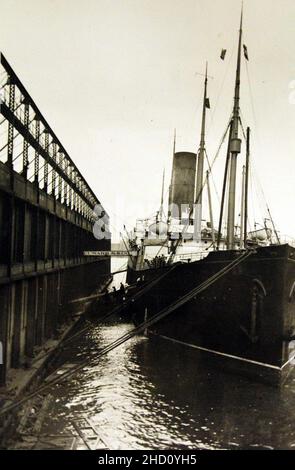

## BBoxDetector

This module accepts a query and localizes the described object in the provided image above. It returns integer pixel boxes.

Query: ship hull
[128,244,295,385]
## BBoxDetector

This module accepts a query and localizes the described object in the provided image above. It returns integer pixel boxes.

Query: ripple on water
[35,321,295,449]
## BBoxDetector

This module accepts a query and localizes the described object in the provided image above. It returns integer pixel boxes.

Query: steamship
[124,11,295,384]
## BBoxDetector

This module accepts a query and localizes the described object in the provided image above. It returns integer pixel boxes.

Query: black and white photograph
[0,0,295,459]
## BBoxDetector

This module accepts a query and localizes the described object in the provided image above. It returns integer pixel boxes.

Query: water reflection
[39,319,295,450]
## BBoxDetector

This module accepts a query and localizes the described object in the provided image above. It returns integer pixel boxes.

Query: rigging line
[0,249,253,418]
[243,167,253,235]
[210,115,233,169]
[28,264,180,366]
[244,60,265,202]
[245,59,260,143]
[204,149,220,202]
[249,153,277,232]
[61,250,251,363]
[110,222,126,238]
[120,231,134,262]
[207,39,235,135]
[152,239,169,259]
[188,83,204,137]
[238,114,247,141]
[85,252,250,361]
[169,178,209,260]
[101,204,133,235]
[250,158,270,209]
[141,208,164,225]
[250,163,279,242]
[115,260,128,273]
[140,183,170,223]
[238,116,266,233]
[170,117,232,259]
[91,260,246,366]
[203,116,232,228]
[251,167,267,218]
[47,184,124,231]
[239,116,275,237]
[249,163,256,232]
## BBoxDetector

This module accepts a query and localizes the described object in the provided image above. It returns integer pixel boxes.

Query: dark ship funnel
[169,151,197,218]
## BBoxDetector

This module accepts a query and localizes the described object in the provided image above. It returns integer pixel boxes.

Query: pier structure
[0,54,110,386]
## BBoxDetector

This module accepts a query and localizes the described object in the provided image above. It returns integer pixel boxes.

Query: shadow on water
[132,335,295,449]
[35,319,295,450]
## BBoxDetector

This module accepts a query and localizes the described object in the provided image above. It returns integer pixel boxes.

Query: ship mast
[159,168,165,221]
[168,129,176,223]
[195,62,208,239]
[226,7,243,249]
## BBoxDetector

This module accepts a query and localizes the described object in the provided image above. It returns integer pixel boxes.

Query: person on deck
[119,282,126,300]
[119,282,125,292]
[112,286,117,303]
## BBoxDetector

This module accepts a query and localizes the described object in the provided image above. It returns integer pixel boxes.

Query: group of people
[112,282,127,301]
[103,282,127,305]
[144,254,166,269]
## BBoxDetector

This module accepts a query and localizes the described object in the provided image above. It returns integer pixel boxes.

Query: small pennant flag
[243,44,249,61]
[220,49,227,60]
[205,98,210,109]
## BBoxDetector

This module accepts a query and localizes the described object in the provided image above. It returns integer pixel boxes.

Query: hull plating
[128,244,295,384]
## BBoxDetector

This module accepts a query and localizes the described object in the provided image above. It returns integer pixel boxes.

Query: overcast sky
[1,0,294,241]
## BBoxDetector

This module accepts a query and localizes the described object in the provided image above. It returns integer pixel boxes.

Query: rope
[169,117,232,261]
[205,149,220,202]
[0,249,253,418]
[207,39,235,136]
[25,263,179,367]
[146,239,168,260]
[245,59,260,145]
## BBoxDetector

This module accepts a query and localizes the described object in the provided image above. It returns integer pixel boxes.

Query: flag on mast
[243,44,249,60]
[220,49,227,60]
[205,98,210,109]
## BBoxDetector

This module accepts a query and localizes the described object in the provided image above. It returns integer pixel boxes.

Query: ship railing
[175,251,210,262]
[279,235,295,247]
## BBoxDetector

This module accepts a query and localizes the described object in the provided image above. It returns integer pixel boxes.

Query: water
[9,258,295,450]
[19,320,295,450]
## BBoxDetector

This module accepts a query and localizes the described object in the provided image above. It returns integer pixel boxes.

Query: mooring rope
[28,263,180,367]
[0,249,253,418]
